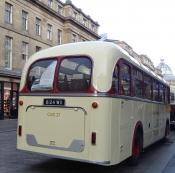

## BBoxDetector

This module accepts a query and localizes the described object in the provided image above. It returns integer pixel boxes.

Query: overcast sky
[62,0,175,73]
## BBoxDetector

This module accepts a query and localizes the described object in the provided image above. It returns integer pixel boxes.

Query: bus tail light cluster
[18,125,22,136]
[19,100,23,106]
[91,132,96,145]
[92,102,98,109]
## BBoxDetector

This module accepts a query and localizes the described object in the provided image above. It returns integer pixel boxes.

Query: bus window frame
[118,59,132,96]
[56,55,93,93]
[115,58,169,104]
[132,67,143,98]
[143,74,152,100]
[111,63,119,95]
[23,57,58,93]
[153,80,160,102]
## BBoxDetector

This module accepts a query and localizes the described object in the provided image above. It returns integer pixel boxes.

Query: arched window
[120,64,131,96]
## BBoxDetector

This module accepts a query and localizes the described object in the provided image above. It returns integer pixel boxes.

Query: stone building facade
[0,0,100,72]
[0,0,100,119]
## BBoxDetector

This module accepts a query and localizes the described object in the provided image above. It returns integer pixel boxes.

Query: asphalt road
[1,119,175,173]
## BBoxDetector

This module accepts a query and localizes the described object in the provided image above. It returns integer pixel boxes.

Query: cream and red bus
[17,41,170,166]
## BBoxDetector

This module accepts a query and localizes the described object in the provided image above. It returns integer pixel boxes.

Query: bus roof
[20,41,168,91]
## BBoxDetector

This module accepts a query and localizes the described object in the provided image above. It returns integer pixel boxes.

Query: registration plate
[43,99,65,106]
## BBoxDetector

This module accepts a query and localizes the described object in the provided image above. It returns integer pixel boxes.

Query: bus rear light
[19,100,23,106]
[92,102,98,109]
[91,132,96,145]
[18,125,22,136]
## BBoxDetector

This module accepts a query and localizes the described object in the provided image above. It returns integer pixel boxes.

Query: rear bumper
[17,148,111,166]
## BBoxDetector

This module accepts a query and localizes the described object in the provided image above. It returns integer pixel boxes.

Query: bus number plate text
[43,99,65,106]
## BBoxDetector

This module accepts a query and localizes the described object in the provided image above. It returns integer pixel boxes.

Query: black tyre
[129,131,143,166]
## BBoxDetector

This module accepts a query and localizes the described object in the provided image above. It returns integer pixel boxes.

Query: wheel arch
[129,121,144,165]
[132,121,144,152]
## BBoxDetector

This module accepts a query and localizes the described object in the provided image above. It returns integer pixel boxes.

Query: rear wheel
[129,131,143,166]
[164,122,170,141]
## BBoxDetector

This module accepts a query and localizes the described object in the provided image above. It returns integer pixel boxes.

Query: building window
[4,36,12,69]
[22,10,28,31]
[21,42,28,61]
[83,18,87,26]
[72,34,77,42]
[36,17,41,36]
[58,29,62,45]
[73,11,78,19]
[5,2,12,24]
[47,24,52,40]
[36,46,41,52]
[58,5,62,14]
[48,0,53,8]
[91,24,95,31]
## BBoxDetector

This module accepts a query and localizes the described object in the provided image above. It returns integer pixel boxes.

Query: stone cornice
[65,17,100,39]
[64,1,100,26]
[27,0,100,39]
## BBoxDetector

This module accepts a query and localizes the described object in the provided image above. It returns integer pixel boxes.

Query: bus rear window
[57,57,92,92]
[27,59,57,92]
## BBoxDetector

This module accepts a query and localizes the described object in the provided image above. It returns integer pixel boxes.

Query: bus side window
[159,84,165,102]
[143,75,152,100]
[112,65,118,94]
[153,80,159,101]
[120,64,131,96]
[133,68,143,98]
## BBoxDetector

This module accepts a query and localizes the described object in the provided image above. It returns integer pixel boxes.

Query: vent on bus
[18,125,22,136]
[91,132,96,145]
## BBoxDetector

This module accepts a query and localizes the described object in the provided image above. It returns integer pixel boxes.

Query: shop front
[0,70,20,120]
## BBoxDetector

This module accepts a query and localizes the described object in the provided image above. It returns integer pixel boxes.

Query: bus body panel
[110,98,169,165]
[17,41,170,166]
[17,96,112,164]
[19,42,121,93]
[25,106,85,151]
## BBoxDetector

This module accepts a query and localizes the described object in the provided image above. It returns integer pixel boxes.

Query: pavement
[1,119,175,173]
[0,119,17,132]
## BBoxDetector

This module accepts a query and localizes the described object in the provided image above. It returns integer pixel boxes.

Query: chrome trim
[19,93,102,97]
[20,92,166,105]
[26,105,87,115]
[26,134,85,152]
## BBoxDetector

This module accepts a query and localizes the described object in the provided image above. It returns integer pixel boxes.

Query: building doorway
[0,82,19,119]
